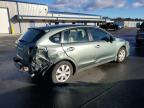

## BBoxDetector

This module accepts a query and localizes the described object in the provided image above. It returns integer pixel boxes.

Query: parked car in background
[140,22,144,28]
[136,27,144,45]
[136,22,144,45]
[100,23,119,31]
[13,25,129,84]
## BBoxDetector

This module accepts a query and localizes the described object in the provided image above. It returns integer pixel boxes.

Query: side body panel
[62,42,96,70]
[91,41,116,63]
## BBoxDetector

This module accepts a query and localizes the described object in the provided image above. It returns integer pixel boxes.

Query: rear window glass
[50,33,61,43]
[20,29,45,43]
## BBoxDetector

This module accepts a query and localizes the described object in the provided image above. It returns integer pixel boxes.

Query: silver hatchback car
[14,25,129,83]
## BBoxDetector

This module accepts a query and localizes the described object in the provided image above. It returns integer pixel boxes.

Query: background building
[0,0,105,34]
[114,20,143,28]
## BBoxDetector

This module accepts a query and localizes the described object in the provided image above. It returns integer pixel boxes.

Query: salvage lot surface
[0,28,144,108]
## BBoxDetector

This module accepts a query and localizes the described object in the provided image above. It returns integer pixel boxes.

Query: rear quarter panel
[36,36,78,71]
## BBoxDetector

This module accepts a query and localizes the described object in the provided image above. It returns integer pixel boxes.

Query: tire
[51,61,73,84]
[117,47,127,63]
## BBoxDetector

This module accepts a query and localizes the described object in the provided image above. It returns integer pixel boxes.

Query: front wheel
[51,61,73,84]
[117,47,127,63]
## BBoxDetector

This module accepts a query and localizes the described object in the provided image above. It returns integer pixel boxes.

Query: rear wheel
[51,61,73,84]
[117,47,126,63]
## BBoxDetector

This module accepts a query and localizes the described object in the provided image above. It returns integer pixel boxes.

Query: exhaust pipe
[19,66,29,72]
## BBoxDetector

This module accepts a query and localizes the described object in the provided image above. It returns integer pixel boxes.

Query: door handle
[95,45,100,48]
[67,47,75,51]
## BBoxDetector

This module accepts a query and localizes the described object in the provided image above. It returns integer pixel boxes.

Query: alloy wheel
[55,65,71,83]
[118,49,126,62]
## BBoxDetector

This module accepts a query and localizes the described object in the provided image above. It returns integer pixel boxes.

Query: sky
[16,0,144,18]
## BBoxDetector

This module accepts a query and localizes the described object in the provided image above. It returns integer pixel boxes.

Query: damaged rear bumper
[13,56,53,77]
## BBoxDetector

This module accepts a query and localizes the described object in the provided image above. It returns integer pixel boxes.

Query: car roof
[30,24,97,32]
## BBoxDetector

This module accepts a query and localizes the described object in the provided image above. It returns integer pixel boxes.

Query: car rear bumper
[13,56,53,77]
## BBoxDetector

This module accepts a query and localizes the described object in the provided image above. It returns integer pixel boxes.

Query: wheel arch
[115,45,127,61]
[53,59,77,75]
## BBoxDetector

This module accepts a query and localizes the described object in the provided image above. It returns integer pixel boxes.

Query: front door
[89,28,116,63]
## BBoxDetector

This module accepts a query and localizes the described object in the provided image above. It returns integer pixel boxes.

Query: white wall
[48,13,101,19]
[0,8,10,33]
[124,21,143,27]
[18,2,48,16]
[0,1,103,34]
[0,1,20,33]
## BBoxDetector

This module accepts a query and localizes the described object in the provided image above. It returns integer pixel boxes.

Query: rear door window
[50,33,61,43]
[19,29,45,43]
[63,28,89,43]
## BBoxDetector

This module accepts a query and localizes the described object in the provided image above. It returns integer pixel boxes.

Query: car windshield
[19,29,45,43]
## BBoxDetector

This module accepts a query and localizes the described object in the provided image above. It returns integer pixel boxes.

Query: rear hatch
[16,28,46,65]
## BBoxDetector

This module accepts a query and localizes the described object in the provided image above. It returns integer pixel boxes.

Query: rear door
[61,28,96,69]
